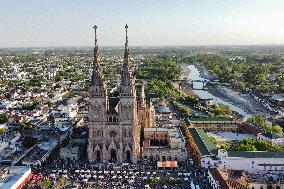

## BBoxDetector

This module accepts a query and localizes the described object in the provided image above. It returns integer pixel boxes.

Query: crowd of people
[25,158,211,189]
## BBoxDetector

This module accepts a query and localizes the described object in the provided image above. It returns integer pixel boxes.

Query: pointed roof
[124,24,129,59]
[91,25,105,86]
[121,24,132,86]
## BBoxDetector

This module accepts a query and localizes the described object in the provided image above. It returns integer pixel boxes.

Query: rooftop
[186,117,235,124]
[188,128,217,156]
[270,94,284,102]
[261,131,282,139]
[0,166,31,189]
[158,106,171,113]
[228,151,284,158]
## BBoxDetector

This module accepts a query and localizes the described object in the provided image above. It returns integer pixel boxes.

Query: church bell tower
[88,25,108,162]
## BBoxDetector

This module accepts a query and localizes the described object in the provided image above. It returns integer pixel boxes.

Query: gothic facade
[87,25,155,163]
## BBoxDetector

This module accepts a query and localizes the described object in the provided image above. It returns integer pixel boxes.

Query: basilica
[87,25,155,163]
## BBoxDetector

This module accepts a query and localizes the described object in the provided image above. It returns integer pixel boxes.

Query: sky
[0,0,284,47]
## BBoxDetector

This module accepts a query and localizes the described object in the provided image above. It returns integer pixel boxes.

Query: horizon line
[1,44,284,49]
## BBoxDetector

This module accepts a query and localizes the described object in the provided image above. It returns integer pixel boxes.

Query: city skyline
[0,0,284,47]
[1,2,284,187]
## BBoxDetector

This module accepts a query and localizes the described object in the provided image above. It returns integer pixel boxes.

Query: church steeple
[91,25,105,87]
[124,24,129,59]
[121,24,132,86]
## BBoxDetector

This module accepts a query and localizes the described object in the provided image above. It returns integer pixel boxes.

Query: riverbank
[206,84,269,115]
[187,63,270,118]
[192,62,218,81]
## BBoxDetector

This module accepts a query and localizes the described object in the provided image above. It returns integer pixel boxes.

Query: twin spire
[91,25,104,87]
[124,24,129,59]
[91,24,132,87]
[93,25,99,68]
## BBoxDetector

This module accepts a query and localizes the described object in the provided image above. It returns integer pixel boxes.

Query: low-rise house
[157,105,172,121]
[257,131,284,146]
[270,94,284,107]
[0,132,21,151]
[0,100,12,109]
[21,139,58,166]
[60,139,85,160]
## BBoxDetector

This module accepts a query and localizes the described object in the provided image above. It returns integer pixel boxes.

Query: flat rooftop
[0,166,31,189]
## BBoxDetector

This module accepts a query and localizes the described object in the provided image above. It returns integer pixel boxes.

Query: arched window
[110,149,117,161]
[126,150,131,162]
[96,150,101,161]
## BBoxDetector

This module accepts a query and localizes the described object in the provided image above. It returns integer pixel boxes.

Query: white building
[0,132,21,151]
[0,100,12,109]
[217,149,284,174]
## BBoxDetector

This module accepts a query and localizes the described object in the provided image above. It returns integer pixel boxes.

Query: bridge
[190,80,209,90]
[174,78,220,90]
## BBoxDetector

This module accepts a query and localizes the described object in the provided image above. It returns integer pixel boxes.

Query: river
[186,64,251,120]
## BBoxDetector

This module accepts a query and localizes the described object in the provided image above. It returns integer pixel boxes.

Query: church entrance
[96,150,101,161]
[110,149,117,162]
[126,150,131,162]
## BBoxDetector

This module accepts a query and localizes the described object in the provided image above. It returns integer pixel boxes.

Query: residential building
[257,131,284,146]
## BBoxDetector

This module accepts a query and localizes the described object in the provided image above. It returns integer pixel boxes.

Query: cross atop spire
[125,24,128,47]
[124,24,129,58]
[92,25,100,70]
[93,25,98,47]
